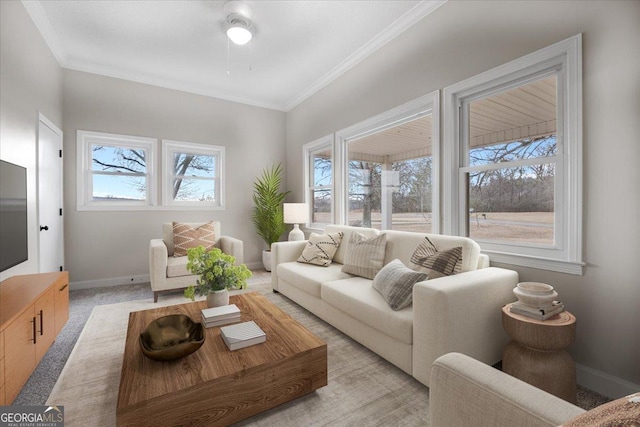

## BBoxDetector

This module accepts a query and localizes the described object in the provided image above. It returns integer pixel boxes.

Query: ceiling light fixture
[223,1,254,46]
[226,15,252,45]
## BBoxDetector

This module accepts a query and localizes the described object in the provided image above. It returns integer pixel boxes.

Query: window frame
[443,34,583,274]
[161,139,225,209]
[303,134,335,231]
[335,91,440,233]
[76,130,157,210]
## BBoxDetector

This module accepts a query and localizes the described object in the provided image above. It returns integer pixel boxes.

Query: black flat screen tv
[0,160,28,272]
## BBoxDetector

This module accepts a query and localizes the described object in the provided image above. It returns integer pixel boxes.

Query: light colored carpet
[47,279,429,426]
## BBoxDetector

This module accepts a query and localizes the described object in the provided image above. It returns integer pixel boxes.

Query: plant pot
[262,250,272,272]
[206,289,229,308]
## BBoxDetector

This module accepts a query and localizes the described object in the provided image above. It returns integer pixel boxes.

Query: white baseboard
[70,264,266,290]
[577,363,640,399]
[71,274,150,290]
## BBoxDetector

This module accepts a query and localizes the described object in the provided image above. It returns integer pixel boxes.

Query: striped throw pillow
[297,232,344,266]
[172,222,216,257]
[410,237,462,278]
[373,259,428,310]
[341,232,387,279]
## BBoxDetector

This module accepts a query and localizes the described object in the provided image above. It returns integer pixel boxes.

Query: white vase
[206,289,229,308]
[262,250,272,272]
[513,282,558,307]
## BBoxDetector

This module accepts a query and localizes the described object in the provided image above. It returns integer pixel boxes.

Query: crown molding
[21,0,68,64]
[283,0,447,111]
[22,0,447,112]
[63,58,288,111]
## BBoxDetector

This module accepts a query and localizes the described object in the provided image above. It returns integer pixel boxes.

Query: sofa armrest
[149,239,169,291]
[218,236,244,265]
[412,267,519,386]
[430,353,585,427]
[271,240,308,290]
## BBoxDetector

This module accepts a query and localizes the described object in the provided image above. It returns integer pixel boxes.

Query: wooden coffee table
[116,292,327,426]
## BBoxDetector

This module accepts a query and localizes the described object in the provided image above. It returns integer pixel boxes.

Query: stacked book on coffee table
[201,304,241,328]
[220,321,266,351]
[510,301,565,321]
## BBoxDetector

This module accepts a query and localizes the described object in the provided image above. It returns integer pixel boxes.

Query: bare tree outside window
[171,153,216,202]
[91,145,147,201]
[467,135,557,245]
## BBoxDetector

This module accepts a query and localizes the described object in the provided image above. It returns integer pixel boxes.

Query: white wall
[0,1,63,281]
[62,70,286,286]
[286,1,640,397]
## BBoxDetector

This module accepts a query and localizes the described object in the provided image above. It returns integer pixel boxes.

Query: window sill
[76,205,225,212]
[484,249,584,275]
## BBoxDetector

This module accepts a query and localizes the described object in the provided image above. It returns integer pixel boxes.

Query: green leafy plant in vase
[184,246,252,307]
[251,163,290,271]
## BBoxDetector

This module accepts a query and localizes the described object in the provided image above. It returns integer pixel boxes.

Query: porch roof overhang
[347,75,557,164]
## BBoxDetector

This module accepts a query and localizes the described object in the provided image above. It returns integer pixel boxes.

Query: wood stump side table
[501,303,577,403]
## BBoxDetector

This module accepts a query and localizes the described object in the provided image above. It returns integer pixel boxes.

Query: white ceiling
[23,0,446,111]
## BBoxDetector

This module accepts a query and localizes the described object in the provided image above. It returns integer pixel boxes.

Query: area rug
[47,281,429,426]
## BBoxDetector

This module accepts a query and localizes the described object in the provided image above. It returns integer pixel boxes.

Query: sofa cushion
[166,255,193,278]
[341,233,387,279]
[322,277,413,344]
[325,225,380,265]
[383,230,481,274]
[277,262,352,298]
[297,232,344,266]
[163,221,221,257]
[411,236,462,278]
[373,259,428,310]
[172,221,216,257]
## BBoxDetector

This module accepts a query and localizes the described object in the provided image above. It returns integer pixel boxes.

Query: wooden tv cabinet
[0,271,69,404]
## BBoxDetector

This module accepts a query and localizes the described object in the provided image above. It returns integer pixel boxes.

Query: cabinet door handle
[32,317,37,344]
[59,284,68,292]
[38,309,44,336]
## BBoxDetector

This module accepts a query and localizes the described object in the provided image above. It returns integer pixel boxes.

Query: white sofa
[271,224,519,386]
[149,221,244,302]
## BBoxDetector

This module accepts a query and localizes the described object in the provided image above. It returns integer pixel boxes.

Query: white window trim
[334,91,440,232]
[443,34,583,274]
[161,140,225,210]
[76,130,157,211]
[303,134,335,232]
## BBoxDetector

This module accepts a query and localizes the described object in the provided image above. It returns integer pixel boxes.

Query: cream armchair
[149,222,244,302]
[430,353,586,427]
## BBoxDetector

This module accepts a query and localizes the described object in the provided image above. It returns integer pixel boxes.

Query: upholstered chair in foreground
[149,221,243,302]
[430,353,639,427]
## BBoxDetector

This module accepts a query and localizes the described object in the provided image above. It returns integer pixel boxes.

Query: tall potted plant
[251,163,289,271]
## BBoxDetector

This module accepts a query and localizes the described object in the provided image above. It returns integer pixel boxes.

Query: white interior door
[38,114,64,273]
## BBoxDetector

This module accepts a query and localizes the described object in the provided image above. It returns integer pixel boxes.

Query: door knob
[40,225,49,231]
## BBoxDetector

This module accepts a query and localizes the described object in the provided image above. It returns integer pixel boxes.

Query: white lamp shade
[227,25,252,45]
[283,203,308,224]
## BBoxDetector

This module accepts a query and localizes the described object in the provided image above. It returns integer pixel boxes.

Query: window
[346,115,435,232]
[162,140,225,208]
[77,130,156,209]
[336,91,440,233]
[444,34,583,274]
[304,135,334,228]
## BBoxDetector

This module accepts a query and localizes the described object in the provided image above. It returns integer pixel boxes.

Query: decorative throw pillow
[172,222,216,257]
[297,232,344,266]
[561,392,640,427]
[341,232,387,279]
[410,237,462,278]
[373,259,428,310]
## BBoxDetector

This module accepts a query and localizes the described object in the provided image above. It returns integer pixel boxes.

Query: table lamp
[283,203,308,241]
